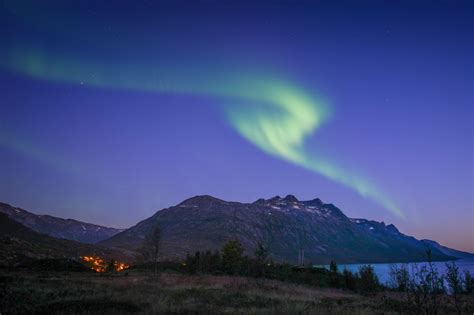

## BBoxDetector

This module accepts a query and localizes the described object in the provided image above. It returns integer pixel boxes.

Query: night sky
[0,1,473,251]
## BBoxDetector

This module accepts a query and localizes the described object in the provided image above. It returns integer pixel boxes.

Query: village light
[81,256,129,273]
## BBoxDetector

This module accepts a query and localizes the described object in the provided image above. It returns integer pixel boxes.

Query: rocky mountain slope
[0,212,130,266]
[0,202,123,244]
[100,195,457,264]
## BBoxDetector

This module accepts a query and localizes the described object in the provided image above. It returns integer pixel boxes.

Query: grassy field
[1,268,472,314]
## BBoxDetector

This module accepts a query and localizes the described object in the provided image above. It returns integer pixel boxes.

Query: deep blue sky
[0,1,473,251]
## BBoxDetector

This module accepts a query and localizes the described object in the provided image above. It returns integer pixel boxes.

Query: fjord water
[318,258,474,285]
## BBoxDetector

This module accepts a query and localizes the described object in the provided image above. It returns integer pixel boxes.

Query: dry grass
[1,269,472,314]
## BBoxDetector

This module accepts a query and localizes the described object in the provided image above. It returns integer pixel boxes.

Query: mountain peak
[321,203,346,218]
[253,198,266,205]
[283,194,298,203]
[178,195,225,206]
[382,222,392,230]
[303,198,323,207]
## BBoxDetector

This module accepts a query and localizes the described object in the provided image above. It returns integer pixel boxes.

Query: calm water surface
[317,259,474,285]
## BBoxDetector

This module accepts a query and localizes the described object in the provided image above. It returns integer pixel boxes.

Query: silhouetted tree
[185,250,222,275]
[329,260,339,288]
[222,240,244,274]
[140,225,161,274]
[254,242,269,277]
[209,250,222,272]
[184,252,197,274]
[357,265,379,295]
[446,261,462,314]
[463,270,473,294]
[107,259,116,272]
[343,268,357,291]
[408,251,445,314]
[426,250,445,314]
[255,243,269,264]
[389,264,410,292]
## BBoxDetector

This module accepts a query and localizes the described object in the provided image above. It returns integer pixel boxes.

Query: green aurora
[1,49,404,218]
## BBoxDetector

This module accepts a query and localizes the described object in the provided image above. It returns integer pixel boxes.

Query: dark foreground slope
[100,195,454,263]
[0,202,123,244]
[3,269,472,314]
[0,213,130,266]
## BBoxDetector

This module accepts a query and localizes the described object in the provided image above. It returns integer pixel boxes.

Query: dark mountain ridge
[420,239,474,259]
[0,212,130,266]
[0,202,123,244]
[100,194,466,264]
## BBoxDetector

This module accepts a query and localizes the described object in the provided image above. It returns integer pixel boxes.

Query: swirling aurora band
[1,49,404,218]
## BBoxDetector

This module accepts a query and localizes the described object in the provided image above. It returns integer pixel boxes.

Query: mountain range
[420,239,474,260]
[0,212,130,266]
[1,195,472,265]
[100,195,473,264]
[0,202,123,243]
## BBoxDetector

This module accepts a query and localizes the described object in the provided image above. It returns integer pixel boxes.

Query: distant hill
[0,212,130,266]
[99,195,462,264]
[421,239,474,259]
[0,202,123,244]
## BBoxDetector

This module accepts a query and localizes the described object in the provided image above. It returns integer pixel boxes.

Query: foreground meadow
[1,268,473,314]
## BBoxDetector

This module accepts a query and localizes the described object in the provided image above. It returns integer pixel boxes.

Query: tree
[184,250,222,275]
[410,251,445,314]
[140,225,161,274]
[184,252,198,274]
[329,260,340,288]
[209,250,222,273]
[107,259,116,273]
[255,243,269,264]
[426,250,445,313]
[463,270,473,294]
[254,242,269,278]
[445,261,462,314]
[411,264,431,313]
[221,240,244,275]
[389,264,410,292]
[357,264,379,295]
[343,268,357,291]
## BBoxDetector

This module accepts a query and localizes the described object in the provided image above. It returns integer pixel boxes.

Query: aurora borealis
[0,1,472,251]
[2,48,403,218]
